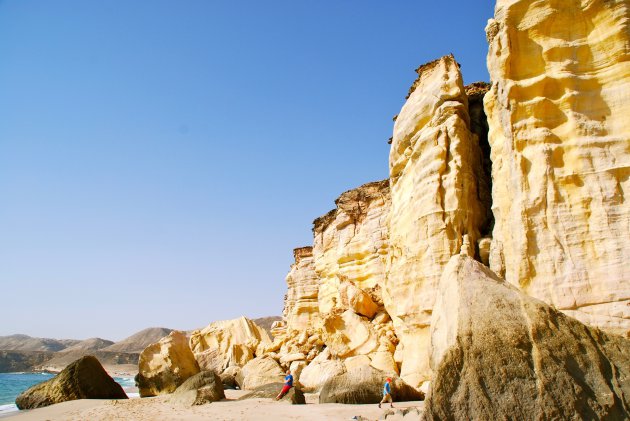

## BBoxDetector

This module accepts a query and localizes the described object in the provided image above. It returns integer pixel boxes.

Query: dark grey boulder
[238,382,305,404]
[15,355,127,409]
[319,365,423,404]
[169,371,225,406]
[425,256,630,421]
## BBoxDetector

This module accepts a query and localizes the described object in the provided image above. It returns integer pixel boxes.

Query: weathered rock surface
[136,331,200,397]
[323,309,379,358]
[15,356,127,409]
[238,356,285,390]
[314,180,390,315]
[425,255,630,420]
[238,382,306,404]
[298,348,346,391]
[386,54,489,387]
[319,366,423,404]
[485,0,630,336]
[169,371,225,406]
[282,247,321,333]
[189,317,270,372]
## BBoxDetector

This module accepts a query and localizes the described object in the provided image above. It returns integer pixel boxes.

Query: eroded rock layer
[314,179,390,315]
[485,0,630,335]
[282,247,321,334]
[385,55,490,387]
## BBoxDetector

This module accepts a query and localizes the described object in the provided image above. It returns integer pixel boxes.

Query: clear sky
[0,1,494,341]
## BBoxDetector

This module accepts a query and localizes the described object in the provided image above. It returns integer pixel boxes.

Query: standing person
[379,377,394,408]
[275,370,293,400]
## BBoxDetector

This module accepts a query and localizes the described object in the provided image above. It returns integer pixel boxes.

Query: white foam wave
[127,393,140,398]
[0,404,18,414]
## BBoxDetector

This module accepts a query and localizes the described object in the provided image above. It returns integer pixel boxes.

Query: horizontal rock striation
[485,0,630,336]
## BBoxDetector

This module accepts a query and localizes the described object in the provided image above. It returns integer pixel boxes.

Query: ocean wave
[0,404,17,414]
[127,393,140,398]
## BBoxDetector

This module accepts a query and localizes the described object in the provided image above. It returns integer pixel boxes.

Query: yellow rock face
[386,55,489,387]
[313,180,390,315]
[485,0,630,335]
[137,331,200,397]
[189,316,271,372]
[283,247,321,332]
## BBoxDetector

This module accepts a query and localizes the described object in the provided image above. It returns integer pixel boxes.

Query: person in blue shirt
[379,377,394,408]
[275,370,294,400]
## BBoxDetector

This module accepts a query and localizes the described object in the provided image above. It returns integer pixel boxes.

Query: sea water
[0,372,136,416]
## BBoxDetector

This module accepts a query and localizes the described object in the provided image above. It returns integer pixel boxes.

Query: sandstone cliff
[385,55,490,388]
[313,180,398,373]
[485,0,630,335]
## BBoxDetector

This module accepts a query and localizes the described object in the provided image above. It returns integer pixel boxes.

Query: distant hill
[0,334,81,352]
[60,338,114,353]
[102,327,173,353]
[252,316,282,334]
[0,350,55,372]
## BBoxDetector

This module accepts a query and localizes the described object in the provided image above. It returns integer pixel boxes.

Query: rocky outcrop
[238,356,285,390]
[385,54,490,388]
[189,317,270,372]
[136,331,200,397]
[485,0,630,336]
[314,180,390,316]
[238,382,306,404]
[169,371,225,406]
[425,255,630,420]
[319,366,423,404]
[15,356,127,409]
[272,247,322,348]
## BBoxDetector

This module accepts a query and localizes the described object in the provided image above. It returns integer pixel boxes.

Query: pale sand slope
[5,390,424,421]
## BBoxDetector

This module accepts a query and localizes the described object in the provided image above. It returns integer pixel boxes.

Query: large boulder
[238,356,285,390]
[136,330,200,397]
[425,255,630,420]
[298,348,346,391]
[238,382,306,404]
[319,365,423,404]
[169,371,225,406]
[15,356,127,409]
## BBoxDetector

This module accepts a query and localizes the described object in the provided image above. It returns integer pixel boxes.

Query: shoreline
[1,390,424,421]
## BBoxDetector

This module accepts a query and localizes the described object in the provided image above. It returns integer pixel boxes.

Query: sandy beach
[3,390,423,421]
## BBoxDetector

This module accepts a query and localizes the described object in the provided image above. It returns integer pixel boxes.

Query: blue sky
[0,1,494,340]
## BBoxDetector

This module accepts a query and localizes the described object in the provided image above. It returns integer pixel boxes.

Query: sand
[3,390,424,421]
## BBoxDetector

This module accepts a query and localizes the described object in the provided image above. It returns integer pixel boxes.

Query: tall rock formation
[485,0,630,335]
[313,180,398,372]
[282,247,321,333]
[385,55,490,388]
[314,179,391,315]
[270,247,325,361]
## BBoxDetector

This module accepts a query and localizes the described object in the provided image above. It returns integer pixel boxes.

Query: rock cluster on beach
[131,0,630,418]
